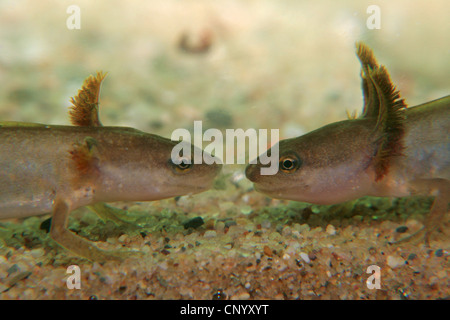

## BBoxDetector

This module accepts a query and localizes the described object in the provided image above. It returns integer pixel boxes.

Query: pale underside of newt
[245,43,449,244]
[0,72,222,261]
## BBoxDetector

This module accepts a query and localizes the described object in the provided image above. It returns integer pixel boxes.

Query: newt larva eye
[177,159,192,171]
[170,156,193,172]
[279,155,301,173]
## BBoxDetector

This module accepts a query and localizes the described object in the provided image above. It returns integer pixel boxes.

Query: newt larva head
[165,139,223,195]
[246,42,414,205]
[67,72,222,202]
[245,119,376,205]
[93,129,222,202]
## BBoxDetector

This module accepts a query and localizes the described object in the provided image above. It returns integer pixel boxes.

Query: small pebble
[203,230,217,238]
[118,234,128,243]
[434,249,444,257]
[261,220,271,229]
[233,292,250,300]
[300,252,311,264]
[263,246,273,257]
[298,224,310,233]
[30,248,45,258]
[205,219,215,230]
[395,226,408,233]
[285,242,300,255]
[160,249,170,256]
[7,271,32,286]
[224,220,237,228]
[387,255,405,269]
[215,221,225,233]
[326,224,336,235]
[407,253,417,260]
[281,226,292,236]
[240,206,253,215]
[183,217,204,229]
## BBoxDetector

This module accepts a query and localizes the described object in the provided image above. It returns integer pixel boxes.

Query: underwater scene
[0,0,449,302]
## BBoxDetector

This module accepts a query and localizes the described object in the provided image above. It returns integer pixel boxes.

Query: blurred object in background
[178,29,213,54]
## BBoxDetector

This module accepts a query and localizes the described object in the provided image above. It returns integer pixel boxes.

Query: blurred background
[0,0,449,140]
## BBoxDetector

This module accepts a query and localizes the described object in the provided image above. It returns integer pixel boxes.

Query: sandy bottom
[1,171,449,300]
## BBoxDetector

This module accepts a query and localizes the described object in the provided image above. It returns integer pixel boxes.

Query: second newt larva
[245,43,449,244]
[0,72,222,261]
